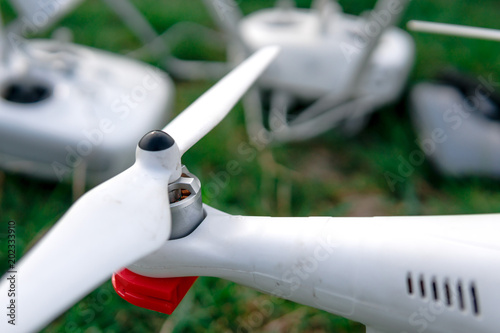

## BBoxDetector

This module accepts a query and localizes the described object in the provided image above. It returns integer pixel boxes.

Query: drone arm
[129,205,354,295]
[101,0,165,55]
[279,96,377,142]
[347,0,411,96]
[129,207,500,333]
[127,207,381,324]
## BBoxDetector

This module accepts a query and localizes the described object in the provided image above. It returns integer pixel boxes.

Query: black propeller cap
[139,130,175,151]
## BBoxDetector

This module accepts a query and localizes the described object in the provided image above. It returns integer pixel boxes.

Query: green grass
[1,0,500,332]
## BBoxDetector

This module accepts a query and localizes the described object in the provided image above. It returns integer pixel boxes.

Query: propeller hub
[138,130,175,151]
[136,130,182,182]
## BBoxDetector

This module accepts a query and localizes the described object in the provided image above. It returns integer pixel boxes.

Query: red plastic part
[112,269,197,314]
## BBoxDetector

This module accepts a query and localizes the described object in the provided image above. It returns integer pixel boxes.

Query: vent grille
[431,278,439,301]
[471,283,480,315]
[444,280,452,306]
[406,272,480,317]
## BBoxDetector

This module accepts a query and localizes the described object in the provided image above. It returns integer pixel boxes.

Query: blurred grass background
[0,0,500,332]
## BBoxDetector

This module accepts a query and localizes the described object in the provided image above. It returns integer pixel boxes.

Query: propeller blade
[407,20,500,42]
[0,136,178,332]
[0,46,278,331]
[163,46,279,155]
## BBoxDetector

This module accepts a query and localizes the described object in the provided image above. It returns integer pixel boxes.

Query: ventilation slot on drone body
[405,272,481,317]
[419,275,426,298]
[431,278,439,301]
[444,280,452,306]
[470,283,480,316]
[457,281,465,311]
[406,273,413,295]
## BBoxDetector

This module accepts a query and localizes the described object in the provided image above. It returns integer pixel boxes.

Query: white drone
[0,0,174,189]
[105,0,415,142]
[66,0,414,144]
[1,45,499,333]
[202,0,415,143]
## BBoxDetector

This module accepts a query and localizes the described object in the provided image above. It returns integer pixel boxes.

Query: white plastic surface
[0,39,174,184]
[239,9,414,101]
[131,205,500,333]
[235,2,414,143]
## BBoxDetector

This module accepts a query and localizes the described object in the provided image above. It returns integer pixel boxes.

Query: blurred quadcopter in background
[202,0,415,143]
[104,0,415,143]
[0,0,174,193]
[408,20,500,178]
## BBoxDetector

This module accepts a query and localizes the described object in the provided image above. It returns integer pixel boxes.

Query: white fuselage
[130,206,500,333]
[0,40,174,184]
[239,8,414,103]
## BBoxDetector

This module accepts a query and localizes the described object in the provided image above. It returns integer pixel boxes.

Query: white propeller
[407,20,500,42]
[0,46,279,333]
[164,46,279,155]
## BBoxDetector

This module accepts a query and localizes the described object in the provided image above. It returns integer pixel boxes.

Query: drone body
[0,40,174,184]
[0,42,498,333]
[0,2,174,185]
[204,0,415,142]
[239,3,413,102]
[126,207,500,333]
